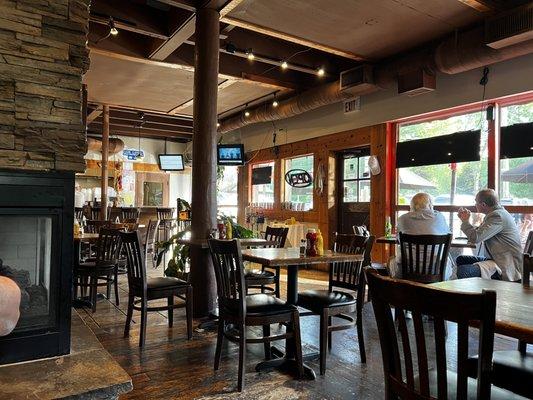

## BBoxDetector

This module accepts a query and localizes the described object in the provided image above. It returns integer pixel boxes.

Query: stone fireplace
[0,0,90,365]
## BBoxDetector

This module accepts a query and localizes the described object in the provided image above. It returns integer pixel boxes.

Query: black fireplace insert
[0,170,74,365]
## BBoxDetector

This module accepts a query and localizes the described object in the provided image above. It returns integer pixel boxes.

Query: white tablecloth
[270,223,306,248]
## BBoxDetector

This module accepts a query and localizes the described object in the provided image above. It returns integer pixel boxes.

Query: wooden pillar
[189,6,219,318]
[101,105,110,220]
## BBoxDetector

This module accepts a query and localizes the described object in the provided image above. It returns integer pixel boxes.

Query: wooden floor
[78,267,519,400]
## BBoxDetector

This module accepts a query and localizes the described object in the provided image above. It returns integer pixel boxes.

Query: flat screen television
[217,144,245,166]
[158,154,184,171]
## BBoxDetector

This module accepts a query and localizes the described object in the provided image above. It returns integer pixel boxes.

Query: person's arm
[460,212,503,244]
[0,277,21,336]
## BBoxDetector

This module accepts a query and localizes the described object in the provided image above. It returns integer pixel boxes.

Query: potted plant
[156,228,191,281]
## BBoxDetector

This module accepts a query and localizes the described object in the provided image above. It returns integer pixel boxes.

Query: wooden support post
[101,105,110,220]
[189,6,219,318]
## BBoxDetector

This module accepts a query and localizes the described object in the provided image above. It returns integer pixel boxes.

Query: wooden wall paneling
[237,165,247,224]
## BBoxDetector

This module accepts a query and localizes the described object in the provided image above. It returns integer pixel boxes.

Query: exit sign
[344,97,361,113]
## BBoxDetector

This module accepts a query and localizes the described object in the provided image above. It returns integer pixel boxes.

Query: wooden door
[336,148,371,234]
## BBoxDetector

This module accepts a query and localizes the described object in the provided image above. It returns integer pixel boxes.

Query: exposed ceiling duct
[219,6,533,134]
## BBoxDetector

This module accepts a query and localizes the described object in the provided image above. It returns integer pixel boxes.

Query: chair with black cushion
[244,226,288,298]
[74,228,121,312]
[297,233,373,374]
[120,231,192,348]
[208,238,303,392]
[399,232,452,284]
[120,207,140,222]
[144,219,160,269]
[365,268,527,400]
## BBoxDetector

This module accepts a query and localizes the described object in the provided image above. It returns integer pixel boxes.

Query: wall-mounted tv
[158,154,184,171]
[217,144,245,166]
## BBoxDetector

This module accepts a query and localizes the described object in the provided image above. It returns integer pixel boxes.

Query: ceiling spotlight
[272,100,279,107]
[109,17,118,35]
[225,42,237,54]
[244,110,250,117]
[281,61,288,69]
[317,67,325,77]
[217,122,220,128]
[246,49,255,60]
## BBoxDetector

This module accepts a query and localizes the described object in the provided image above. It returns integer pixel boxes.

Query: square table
[241,248,364,379]
[430,278,533,342]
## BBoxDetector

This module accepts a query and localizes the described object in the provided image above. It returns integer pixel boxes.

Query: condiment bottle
[306,229,317,257]
[225,220,233,239]
[385,216,392,237]
[315,229,324,256]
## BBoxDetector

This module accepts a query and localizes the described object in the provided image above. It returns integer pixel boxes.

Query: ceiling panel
[228,0,483,59]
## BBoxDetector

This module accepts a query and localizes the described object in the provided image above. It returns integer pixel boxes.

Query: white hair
[410,193,434,212]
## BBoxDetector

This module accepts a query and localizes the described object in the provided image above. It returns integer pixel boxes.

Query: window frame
[341,152,371,203]
[282,153,315,211]
[249,160,276,207]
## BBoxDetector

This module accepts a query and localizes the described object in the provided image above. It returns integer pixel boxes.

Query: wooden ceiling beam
[87,105,103,123]
[220,16,365,61]
[149,13,196,60]
[457,0,493,11]
[91,117,194,132]
[88,130,189,142]
[88,123,192,139]
[156,0,196,12]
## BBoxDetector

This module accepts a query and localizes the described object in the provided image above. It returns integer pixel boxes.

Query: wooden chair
[525,230,533,255]
[244,226,288,297]
[399,232,452,284]
[120,231,192,347]
[353,225,370,236]
[74,228,122,312]
[85,220,108,234]
[89,206,101,220]
[208,238,303,391]
[144,220,160,269]
[365,268,525,400]
[156,207,174,220]
[75,207,84,222]
[297,233,374,374]
[120,207,140,222]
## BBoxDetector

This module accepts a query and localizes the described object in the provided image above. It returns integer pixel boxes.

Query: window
[397,111,488,207]
[217,166,238,218]
[250,162,275,207]
[284,155,314,211]
[342,151,371,202]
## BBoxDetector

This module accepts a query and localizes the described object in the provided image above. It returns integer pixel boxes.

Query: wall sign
[122,149,144,160]
[344,97,361,113]
[285,169,312,188]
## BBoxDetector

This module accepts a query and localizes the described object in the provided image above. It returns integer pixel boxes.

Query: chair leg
[73,275,79,299]
[292,311,304,379]
[214,320,224,371]
[81,276,88,297]
[114,270,119,306]
[124,294,134,338]
[139,299,148,348]
[357,306,366,363]
[90,276,98,313]
[237,323,246,392]
[168,296,174,328]
[328,315,332,351]
[319,309,328,375]
[274,267,280,298]
[262,324,271,360]
[518,340,527,353]
[106,273,112,300]
[186,286,193,340]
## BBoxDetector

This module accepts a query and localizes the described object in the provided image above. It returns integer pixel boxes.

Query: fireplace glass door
[0,212,59,333]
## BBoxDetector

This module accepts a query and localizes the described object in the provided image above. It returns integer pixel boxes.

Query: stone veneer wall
[0,0,90,172]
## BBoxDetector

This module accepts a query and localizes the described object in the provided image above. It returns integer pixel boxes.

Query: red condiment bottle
[306,229,317,257]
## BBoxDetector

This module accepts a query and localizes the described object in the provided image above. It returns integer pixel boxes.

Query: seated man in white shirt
[0,276,21,336]
[457,189,523,281]
[391,193,451,278]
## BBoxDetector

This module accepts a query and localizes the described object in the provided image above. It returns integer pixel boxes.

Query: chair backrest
[122,218,139,231]
[399,233,452,284]
[120,207,140,221]
[264,226,289,248]
[330,233,373,294]
[208,239,246,317]
[353,225,370,236]
[94,228,122,263]
[144,220,160,268]
[524,231,533,255]
[74,207,84,222]
[119,231,146,290]
[365,268,496,400]
[89,206,101,220]
[156,207,174,220]
[85,220,108,234]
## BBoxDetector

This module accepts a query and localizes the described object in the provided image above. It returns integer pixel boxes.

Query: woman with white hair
[389,193,451,278]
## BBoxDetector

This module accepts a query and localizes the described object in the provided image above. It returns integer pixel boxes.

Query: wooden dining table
[176,237,278,248]
[376,235,477,249]
[241,247,364,379]
[431,278,533,342]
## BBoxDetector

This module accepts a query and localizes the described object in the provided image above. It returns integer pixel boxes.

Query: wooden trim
[149,13,196,61]
[219,0,246,17]
[220,16,365,61]
[457,0,492,12]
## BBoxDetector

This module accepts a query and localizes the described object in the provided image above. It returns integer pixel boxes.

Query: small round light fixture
[109,17,118,35]
[272,100,279,107]
[281,61,288,69]
[246,49,255,60]
[244,110,250,117]
[317,67,325,77]
[216,122,220,128]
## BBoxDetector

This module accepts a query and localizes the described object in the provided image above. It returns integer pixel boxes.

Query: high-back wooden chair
[75,207,84,222]
[297,233,373,374]
[85,220,108,234]
[524,230,533,255]
[208,238,303,391]
[74,228,122,311]
[156,207,174,220]
[365,268,503,400]
[353,225,370,236]
[120,207,140,222]
[89,206,101,220]
[244,226,289,297]
[399,233,452,284]
[119,231,192,347]
[144,220,160,269]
